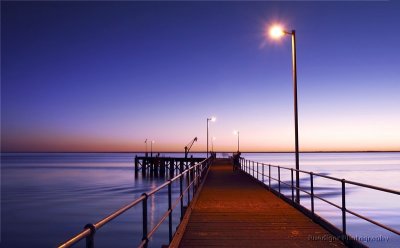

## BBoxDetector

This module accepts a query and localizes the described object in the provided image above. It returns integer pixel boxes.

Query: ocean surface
[1,152,399,248]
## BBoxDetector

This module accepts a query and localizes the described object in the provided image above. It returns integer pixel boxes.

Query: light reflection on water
[1,152,399,248]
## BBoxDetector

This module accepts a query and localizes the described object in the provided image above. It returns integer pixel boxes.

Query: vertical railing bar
[310,172,314,216]
[342,179,346,236]
[84,224,95,248]
[291,168,294,202]
[180,171,183,221]
[168,181,172,243]
[192,167,195,196]
[197,164,200,184]
[252,161,255,178]
[269,164,271,190]
[257,162,259,181]
[262,163,264,184]
[187,169,191,203]
[278,166,281,194]
[142,193,148,247]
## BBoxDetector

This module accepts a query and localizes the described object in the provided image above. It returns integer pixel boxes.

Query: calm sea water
[1,152,399,248]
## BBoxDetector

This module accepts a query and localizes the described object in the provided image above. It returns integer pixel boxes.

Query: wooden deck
[176,158,345,247]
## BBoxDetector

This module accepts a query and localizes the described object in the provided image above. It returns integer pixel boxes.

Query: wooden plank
[176,159,346,248]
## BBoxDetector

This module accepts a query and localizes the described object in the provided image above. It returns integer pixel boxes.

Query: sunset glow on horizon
[2,1,400,153]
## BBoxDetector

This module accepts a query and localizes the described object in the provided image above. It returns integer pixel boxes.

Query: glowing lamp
[270,25,285,39]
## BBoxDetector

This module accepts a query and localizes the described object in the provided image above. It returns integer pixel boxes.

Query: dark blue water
[1,152,399,247]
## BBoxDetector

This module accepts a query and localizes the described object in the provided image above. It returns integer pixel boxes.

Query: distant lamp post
[269,24,300,204]
[233,130,240,152]
[150,140,155,157]
[145,139,148,157]
[212,137,216,152]
[207,116,216,158]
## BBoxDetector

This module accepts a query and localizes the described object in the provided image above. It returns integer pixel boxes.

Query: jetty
[59,156,399,248]
[172,158,344,247]
[134,156,204,177]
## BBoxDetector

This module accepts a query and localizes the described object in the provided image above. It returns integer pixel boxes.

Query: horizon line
[1,150,399,154]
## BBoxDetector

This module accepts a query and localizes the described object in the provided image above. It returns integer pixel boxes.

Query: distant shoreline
[1,150,399,154]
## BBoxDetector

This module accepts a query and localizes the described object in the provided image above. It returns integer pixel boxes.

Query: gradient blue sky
[2,1,400,152]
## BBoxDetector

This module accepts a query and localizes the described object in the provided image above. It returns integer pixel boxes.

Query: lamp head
[233,130,239,135]
[210,116,216,122]
[269,25,285,39]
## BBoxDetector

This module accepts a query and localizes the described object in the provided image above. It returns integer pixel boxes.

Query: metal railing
[58,157,213,248]
[239,158,400,243]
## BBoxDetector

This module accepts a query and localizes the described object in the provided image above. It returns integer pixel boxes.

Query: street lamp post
[206,116,216,158]
[270,25,300,204]
[234,130,240,152]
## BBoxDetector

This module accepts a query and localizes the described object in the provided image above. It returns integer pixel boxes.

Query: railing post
[252,161,254,177]
[168,180,173,243]
[142,193,148,247]
[342,179,346,236]
[180,165,184,220]
[257,162,259,181]
[192,167,195,196]
[190,160,194,184]
[84,223,95,248]
[291,168,294,202]
[250,161,251,176]
[197,163,200,184]
[187,169,191,203]
[278,166,281,194]
[262,163,264,183]
[268,164,271,190]
[310,172,314,215]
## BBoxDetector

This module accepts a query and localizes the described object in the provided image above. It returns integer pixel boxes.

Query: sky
[1,1,400,152]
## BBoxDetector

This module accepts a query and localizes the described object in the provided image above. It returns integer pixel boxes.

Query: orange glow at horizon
[2,105,400,153]
[3,125,399,152]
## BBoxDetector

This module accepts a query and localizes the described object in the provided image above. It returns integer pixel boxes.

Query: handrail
[250,160,400,195]
[59,157,213,248]
[239,157,400,241]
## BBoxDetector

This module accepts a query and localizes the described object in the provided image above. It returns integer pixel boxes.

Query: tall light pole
[150,140,155,157]
[233,130,240,152]
[206,116,216,158]
[269,25,300,204]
